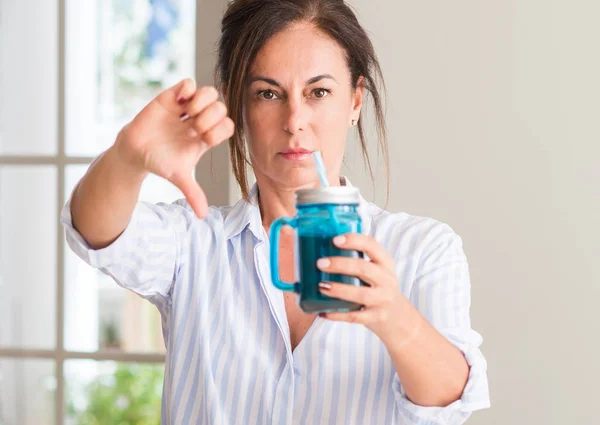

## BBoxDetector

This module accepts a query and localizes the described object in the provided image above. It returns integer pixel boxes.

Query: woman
[62,0,490,424]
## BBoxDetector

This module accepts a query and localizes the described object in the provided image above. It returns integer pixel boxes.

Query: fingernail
[178,97,186,105]
[180,112,189,121]
[333,235,346,246]
[316,258,330,269]
[319,313,327,318]
[319,282,332,290]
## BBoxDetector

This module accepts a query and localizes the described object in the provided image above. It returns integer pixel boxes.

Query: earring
[351,119,357,126]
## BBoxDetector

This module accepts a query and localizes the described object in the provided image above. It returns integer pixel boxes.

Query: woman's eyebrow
[248,76,282,87]
[248,74,338,87]
[306,74,338,85]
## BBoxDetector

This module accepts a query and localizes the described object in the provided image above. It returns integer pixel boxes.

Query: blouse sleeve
[393,223,491,424]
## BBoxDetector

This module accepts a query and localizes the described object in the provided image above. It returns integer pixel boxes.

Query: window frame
[0,0,203,423]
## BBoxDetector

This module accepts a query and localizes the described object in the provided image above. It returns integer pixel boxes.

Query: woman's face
[243,22,363,190]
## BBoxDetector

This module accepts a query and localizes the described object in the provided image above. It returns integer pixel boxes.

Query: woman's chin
[271,166,319,189]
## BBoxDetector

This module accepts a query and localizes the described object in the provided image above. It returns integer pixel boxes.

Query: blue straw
[313,151,329,187]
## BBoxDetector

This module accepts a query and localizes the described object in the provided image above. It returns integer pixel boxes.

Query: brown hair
[216,0,389,202]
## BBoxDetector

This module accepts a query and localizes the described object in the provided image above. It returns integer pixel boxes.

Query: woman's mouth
[279,147,314,161]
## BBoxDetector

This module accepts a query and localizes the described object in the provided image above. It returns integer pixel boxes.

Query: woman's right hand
[114,78,234,218]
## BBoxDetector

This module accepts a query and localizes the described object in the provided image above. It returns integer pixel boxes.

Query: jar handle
[269,217,298,292]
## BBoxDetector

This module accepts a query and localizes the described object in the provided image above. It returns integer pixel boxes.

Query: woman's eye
[258,90,278,100]
[313,88,330,99]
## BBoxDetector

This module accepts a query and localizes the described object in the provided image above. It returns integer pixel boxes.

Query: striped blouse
[61,177,490,424]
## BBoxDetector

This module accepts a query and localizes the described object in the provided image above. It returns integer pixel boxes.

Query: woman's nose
[283,96,307,134]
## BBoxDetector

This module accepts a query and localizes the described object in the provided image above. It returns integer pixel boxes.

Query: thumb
[171,171,208,219]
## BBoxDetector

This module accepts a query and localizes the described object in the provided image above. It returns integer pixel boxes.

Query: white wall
[194,0,238,205]
[196,1,599,423]
[344,1,599,424]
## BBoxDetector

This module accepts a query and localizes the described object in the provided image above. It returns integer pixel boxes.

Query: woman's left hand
[316,233,413,343]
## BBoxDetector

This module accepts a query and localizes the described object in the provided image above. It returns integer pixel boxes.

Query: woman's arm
[70,138,147,250]
[382,301,469,406]
[71,78,233,250]
[317,224,490,423]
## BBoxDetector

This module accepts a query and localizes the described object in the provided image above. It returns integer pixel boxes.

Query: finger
[184,86,220,117]
[316,256,393,287]
[198,117,235,147]
[155,79,197,114]
[189,101,228,140]
[318,281,384,306]
[319,309,373,324]
[174,78,198,104]
[333,233,395,270]
[170,172,208,219]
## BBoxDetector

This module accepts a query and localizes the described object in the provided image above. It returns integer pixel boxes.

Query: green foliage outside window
[67,363,164,425]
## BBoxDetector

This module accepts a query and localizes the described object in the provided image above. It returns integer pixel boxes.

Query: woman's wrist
[380,300,425,354]
[110,127,149,183]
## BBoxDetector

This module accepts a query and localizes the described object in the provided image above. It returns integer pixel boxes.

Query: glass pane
[64,164,182,353]
[0,0,58,155]
[0,167,57,349]
[65,360,163,425]
[0,359,55,425]
[65,0,196,157]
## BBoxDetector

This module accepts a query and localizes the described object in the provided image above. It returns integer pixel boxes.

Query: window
[0,0,196,423]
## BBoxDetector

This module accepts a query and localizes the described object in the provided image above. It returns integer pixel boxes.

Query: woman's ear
[351,76,365,123]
